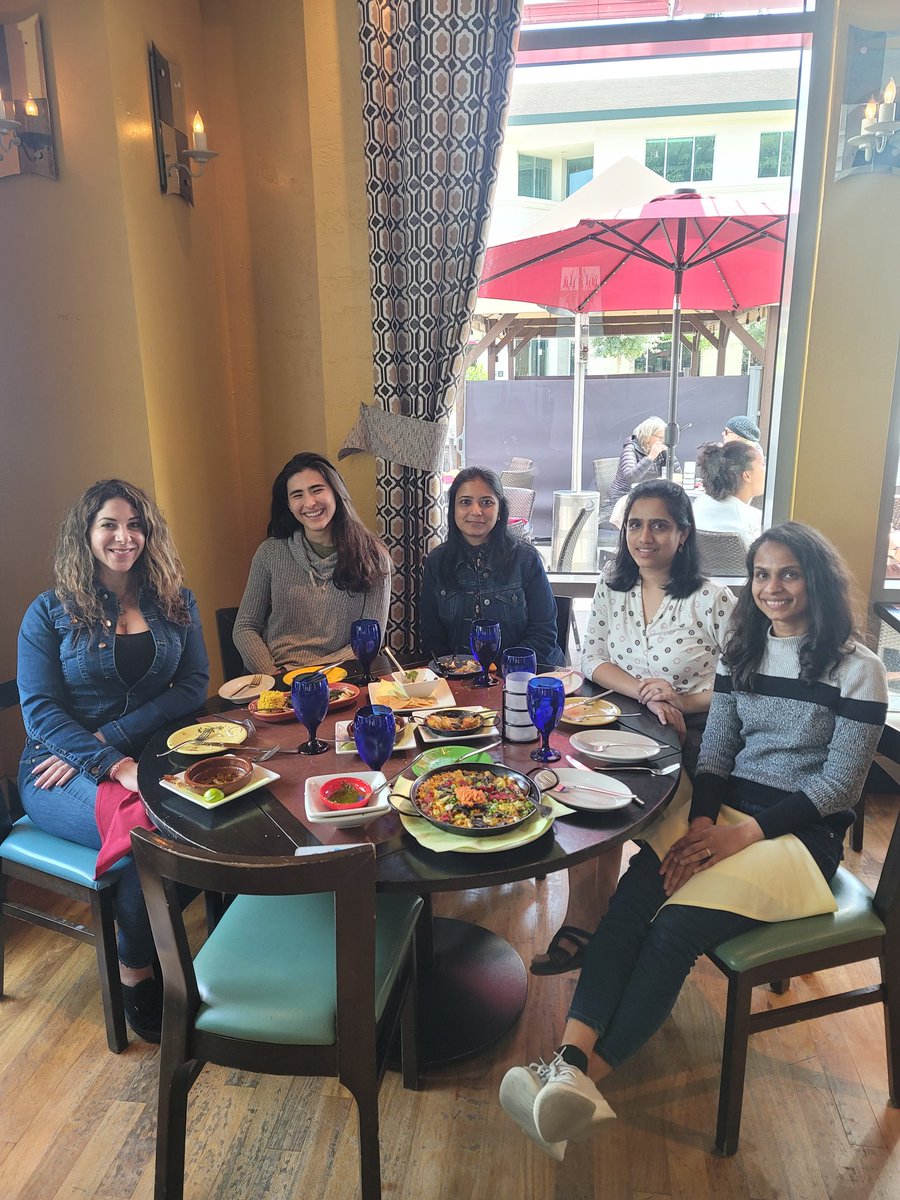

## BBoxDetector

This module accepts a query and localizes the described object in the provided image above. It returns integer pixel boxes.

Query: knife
[565,754,645,806]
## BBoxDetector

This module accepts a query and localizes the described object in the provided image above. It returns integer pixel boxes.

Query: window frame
[517,152,553,199]
[644,135,715,183]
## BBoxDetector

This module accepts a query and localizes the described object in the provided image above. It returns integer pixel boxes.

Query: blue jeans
[568,844,761,1068]
[18,768,154,970]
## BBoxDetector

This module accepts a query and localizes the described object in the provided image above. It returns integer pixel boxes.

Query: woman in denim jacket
[17,480,209,1041]
[420,467,564,667]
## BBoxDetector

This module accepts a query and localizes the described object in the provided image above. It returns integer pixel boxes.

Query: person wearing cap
[722,415,761,444]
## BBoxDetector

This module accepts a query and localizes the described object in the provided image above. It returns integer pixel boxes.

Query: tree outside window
[758,130,794,178]
[645,136,715,183]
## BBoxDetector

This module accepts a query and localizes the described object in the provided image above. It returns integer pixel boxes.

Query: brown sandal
[530,925,591,976]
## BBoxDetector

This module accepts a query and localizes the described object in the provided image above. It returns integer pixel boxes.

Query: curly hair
[54,479,189,629]
[439,467,516,588]
[606,479,704,598]
[696,440,759,501]
[723,522,856,691]
[267,452,389,593]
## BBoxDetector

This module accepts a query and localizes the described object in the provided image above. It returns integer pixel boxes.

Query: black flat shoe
[530,925,591,976]
[122,976,163,1043]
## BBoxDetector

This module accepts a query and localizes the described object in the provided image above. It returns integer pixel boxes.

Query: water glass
[350,619,382,684]
[353,704,396,772]
[527,676,565,763]
[501,647,537,679]
[291,672,330,755]
[470,620,501,688]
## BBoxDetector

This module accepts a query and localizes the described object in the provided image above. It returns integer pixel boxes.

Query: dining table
[137,666,682,1066]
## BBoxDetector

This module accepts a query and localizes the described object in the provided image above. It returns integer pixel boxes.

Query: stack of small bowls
[501,647,539,743]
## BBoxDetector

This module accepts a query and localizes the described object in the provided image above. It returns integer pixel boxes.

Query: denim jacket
[17,587,209,782]
[420,541,565,667]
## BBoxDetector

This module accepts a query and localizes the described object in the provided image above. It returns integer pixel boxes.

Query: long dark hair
[723,522,855,690]
[55,479,189,628]
[267,452,389,593]
[439,467,516,587]
[606,479,704,598]
[696,440,758,501]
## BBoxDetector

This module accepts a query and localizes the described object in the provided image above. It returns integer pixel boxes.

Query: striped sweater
[691,632,887,840]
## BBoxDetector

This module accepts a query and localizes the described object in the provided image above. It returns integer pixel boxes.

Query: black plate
[430,655,482,680]
[417,708,487,738]
[406,761,540,837]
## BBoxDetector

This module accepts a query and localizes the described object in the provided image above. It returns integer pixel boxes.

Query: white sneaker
[533,1053,616,1144]
[499,1060,568,1162]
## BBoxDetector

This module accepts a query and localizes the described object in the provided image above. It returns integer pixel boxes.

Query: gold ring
[704,848,712,860]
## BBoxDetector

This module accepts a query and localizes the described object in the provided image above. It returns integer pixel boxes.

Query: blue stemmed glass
[291,671,330,755]
[350,619,382,684]
[527,676,565,763]
[353,704,396,772]
[470,620,502,688]
[501,646,537,680]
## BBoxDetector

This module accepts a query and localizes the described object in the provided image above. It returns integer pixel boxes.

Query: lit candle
[861,96,878,135]
[191,111,207,152]
[879,77,897,124]
[24,93,38,118]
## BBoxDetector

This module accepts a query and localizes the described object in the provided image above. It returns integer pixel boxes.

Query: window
[518,153,552,199]
[645,136,715,183]
[758,130,794,178]
[566,155,593,196]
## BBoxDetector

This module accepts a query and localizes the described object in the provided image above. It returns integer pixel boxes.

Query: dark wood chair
[0,678,128,1052]
[131,828,422,1200]
[707,809,900,1156]
[214,606,244,681]
[554,594,573,665]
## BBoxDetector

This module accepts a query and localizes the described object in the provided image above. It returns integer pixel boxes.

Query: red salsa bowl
[319,776,373,811]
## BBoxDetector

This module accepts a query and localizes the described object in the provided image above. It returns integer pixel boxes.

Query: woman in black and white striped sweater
[500,522,887,1158]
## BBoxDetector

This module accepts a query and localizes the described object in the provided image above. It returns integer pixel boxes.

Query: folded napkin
[391,775,573,854]
[94,780,153,878]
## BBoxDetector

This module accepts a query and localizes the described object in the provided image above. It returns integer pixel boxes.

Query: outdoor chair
[131,828,422,1200]
[505,456,533,474]
[505,485,536,524]
[214,606,244,681]
[695,529,748,577]
[593,456,620,522]
[552,504,595,654]
[501,468,535,490]
[553,594,573,664]
[707,807,900,1155]
[0,678,129,1053]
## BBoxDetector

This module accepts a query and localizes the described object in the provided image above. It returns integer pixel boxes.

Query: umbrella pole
[570,310,587,490]
[664,219,686,482]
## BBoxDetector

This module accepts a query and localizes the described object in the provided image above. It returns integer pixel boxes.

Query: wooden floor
[1,796,899,1200]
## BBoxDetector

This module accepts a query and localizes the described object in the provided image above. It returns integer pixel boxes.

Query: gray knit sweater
[691,633,887,840]
[233,533,391,673]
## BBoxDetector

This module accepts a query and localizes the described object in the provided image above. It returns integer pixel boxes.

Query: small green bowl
[410,745,494,777]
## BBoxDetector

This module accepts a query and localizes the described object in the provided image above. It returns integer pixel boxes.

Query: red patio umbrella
[479,189,789,481]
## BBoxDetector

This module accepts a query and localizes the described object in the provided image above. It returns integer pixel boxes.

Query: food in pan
[424,711,483,733]
[413,768,535,830]
[435,655,480,675]
[182,756,253,796]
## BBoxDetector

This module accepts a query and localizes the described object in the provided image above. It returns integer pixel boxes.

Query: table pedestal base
[414,917,527,1066]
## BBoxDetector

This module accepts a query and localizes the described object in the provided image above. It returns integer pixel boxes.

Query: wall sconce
[149,43,218,205]
[0,14,57,181]
[836,26,900,180]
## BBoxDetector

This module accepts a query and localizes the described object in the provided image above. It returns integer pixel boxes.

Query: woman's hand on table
[31,754,77,790]
[645,698,686,737]
[660,816,764,896]
[637,678,682,708]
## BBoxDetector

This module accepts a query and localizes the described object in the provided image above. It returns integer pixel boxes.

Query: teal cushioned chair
[707,812,900,1156]
[0,678,128,1053]
[131,828,422,1200]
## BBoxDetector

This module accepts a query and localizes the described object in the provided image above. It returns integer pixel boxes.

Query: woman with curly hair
[233,452,391,673]
[419,466,564,667]
[693,438,765,547]
[501,523,886,1159]
[17,479,209,1041]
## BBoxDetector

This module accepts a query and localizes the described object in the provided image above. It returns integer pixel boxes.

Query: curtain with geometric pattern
[344,0,521,653]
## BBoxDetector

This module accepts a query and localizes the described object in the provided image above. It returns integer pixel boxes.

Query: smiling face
[454,476,500,546]
[287,469,337,545]
[624,496,687,577]
[89,498,145,587]
[751,539,809,637]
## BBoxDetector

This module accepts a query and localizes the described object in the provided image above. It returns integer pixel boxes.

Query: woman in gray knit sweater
[233,453,391,673]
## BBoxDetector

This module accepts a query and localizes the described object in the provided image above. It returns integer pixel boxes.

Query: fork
[160,726,219,755]
[553,782,640,801]
[230,674,263,699]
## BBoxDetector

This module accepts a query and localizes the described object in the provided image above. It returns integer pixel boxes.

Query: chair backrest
[131,828,377,1027]
[874,806,900,927]
[553,502,595,572]
[215,606,245,681]
[500,469,534,491]
[593,456,619,502]
[506,456,533,473]
[505,486,536,523]
[1,678,22,826]
[695,530,749,577]
[553,595,572,663]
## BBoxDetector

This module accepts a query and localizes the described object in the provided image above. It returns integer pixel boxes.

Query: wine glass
[470,620,501,688]
[352,704,396,772]
[527,676,565,763]
[291,671,330,755]
[350,619,382,684]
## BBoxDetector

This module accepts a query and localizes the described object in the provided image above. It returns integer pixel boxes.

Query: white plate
[390,667,439,684]
[218,674,276,703]
[160,763,280,808]
[415,706,501,744]
[569,729,662,762]
[536,668,583,696]
[545,768,634,812]
[304,772,391,826]
[165,721,249,755]
[368,677,456,712]
[333,719,417,756]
